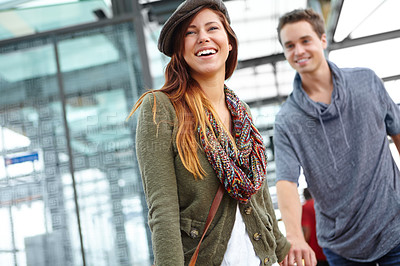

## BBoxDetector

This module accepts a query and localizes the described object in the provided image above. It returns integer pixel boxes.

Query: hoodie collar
[291,60,350,170]
[292,60,347,121]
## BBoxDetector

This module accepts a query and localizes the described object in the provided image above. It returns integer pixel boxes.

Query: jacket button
[190,229,199,238]
[244,206,252,215]
[264,257,269,264]
[253,232,261,241]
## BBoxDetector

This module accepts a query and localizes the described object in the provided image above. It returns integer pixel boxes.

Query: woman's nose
[198,30,210,44]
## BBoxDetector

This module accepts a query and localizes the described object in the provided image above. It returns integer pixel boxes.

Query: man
[274,8,400,266]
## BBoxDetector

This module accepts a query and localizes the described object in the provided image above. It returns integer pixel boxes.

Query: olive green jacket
[136,91,290,266]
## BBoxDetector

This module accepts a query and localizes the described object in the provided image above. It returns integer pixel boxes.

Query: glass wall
[0,19,150,266]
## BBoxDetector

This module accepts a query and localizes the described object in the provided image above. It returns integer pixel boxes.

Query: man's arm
[277,180,316,266]
[391,133,400,154]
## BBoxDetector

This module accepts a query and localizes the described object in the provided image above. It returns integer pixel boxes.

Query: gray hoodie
[274,61,400,261]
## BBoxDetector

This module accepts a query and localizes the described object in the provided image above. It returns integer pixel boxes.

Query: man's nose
[294,44,305,55]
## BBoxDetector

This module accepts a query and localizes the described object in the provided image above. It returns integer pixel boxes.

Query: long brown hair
[128,5,238,179]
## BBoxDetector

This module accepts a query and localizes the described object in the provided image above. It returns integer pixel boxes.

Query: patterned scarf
[198,86,267,204]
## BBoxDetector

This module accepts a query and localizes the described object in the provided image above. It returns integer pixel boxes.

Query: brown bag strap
[189,184,224,266]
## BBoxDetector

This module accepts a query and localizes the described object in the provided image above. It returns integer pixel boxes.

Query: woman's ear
[229,44,232,51]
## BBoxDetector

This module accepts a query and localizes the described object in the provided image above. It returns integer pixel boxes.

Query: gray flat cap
[158,0,230,57]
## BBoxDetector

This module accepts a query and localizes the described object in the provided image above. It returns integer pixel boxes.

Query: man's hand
[276,181,317,266]
[280,236,316,266]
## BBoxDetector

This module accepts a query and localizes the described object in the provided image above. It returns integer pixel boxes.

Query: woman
[128,0,290,265]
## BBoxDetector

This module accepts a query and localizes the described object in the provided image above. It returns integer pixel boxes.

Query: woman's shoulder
[142,90,171,104]
[140,90,174,112]
[138,90,177,125]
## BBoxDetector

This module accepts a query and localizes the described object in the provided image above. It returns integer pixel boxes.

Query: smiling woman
[126,0,290,265]
[182,9,232,82]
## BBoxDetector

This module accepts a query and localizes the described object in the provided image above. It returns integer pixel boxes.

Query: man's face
[280,20,327,75]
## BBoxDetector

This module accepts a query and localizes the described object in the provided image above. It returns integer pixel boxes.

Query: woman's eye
[185,31,195,36]
[209,26,219,31]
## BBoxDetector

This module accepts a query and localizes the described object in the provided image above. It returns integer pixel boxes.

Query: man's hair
[277,8,325,44]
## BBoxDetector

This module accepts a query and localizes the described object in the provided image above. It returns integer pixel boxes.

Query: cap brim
[158,5,204,57]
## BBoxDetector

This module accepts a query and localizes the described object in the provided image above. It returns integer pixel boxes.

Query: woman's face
[183,8,232,80]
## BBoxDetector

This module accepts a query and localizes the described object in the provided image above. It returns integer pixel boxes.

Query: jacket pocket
[180,217,207,255]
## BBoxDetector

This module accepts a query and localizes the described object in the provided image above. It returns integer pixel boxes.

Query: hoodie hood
[291,60,350,170]
[292,60,347,120]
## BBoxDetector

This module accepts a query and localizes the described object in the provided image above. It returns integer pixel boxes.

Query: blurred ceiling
[0,0,398,105]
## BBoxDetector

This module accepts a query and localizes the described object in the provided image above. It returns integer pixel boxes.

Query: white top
[222,204,280,266]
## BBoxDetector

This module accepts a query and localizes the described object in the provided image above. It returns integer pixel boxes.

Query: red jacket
[302,199,326,261]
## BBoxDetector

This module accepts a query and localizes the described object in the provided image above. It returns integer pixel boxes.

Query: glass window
[0,20,150,266]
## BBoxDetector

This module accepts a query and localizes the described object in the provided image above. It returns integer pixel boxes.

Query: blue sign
[5,152,39,166]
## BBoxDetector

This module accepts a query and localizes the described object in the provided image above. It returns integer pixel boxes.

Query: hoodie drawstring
[317,112,338,171]
[317,102,350,171]
[335,101,350,149]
